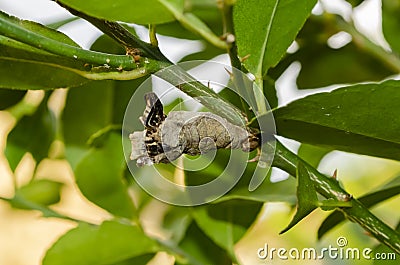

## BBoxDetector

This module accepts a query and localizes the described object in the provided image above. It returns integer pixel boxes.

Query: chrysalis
[129,92,259,167]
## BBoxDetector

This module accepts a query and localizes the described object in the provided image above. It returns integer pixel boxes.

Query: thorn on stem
[240,54,250,63]
[332,169,338,180]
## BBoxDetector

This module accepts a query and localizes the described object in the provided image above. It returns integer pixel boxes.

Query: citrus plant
[1,0,400,264]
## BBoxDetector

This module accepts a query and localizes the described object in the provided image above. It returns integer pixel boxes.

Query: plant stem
[154,67,247,126]
[161,0,227,50]
[155,239,204,265]
[273,140,400,254]
[0,11,137,70]
[56,3,247,126]
[53,0,170,63]
[0,195,93,224]
[7,2,398,254]
[149,24,159,47]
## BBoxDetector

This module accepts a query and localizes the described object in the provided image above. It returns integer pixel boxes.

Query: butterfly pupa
[129,92,258,167]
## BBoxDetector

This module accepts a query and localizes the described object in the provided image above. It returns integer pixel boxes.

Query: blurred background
[1,0,400,264]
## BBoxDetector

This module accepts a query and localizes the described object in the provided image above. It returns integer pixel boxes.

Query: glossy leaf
[295,43,395,89]
[382,0,400,54]
[297,143,331,168]
[62,35,143,168]
[5,93,56,171]
[46,17,80,30]
[159,0,225,48]
[0,10,80,47]
[275,80,400,161]
[162,207,192,243]
[113,254,155,265]
[233,0,317,77]
[192,200,262,258]
[74,133,136,219]
[318,175,400,239]
[185,149,296,204]
[11,179,63,209]
[0,39,89,90]
[263,77,278,109]
[0,89,26,109]
[43,221,159,265]
[281,163,318,234]
[177,12,226,48]
[157,0,223,42]
[346,0,365,6]
[0,10,149,88]
[63,34,143,145]
[177,222,232,265]
[270,15,394,89]
[217,168,296,204]
[58,0,184,24]
[179,41,224,62]
[157,21,201,40]
[90,35,146,125]
[62,80,113,168]
[0,11,91,90]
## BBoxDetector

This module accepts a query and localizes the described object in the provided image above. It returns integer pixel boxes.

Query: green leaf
[0,89,26,109]
[162,207,192,243]
[62,35,143,168]
[43,221,159,265]
[0,10,80,47]
[295,43,395,89]
[382,0,400,54]
[46,17,80,30]
[5,93,56,171]
[58,0,184,24]
[112,254,155,265]
[276,14,394,89]
[0,11,92,90]
[74,133,136,219]
[10,179,63,209]
[177,222,232,265]
[233,0,317,78]
[184,149,296,204]
[263,77,278,109]
[280,163,318,234]
[217,167,297,203]
[156,21,201,40]
[297,144,331,168]
[346,0,365,7]
[62,80,114,168]
[157,0,222,42]
[0,10,147,84]
[0,38,89,90]
[318,175,400,239]
[192,200,262,258]
[179,41,224,62]
[176,12,226,48]
[274,80,400,161]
